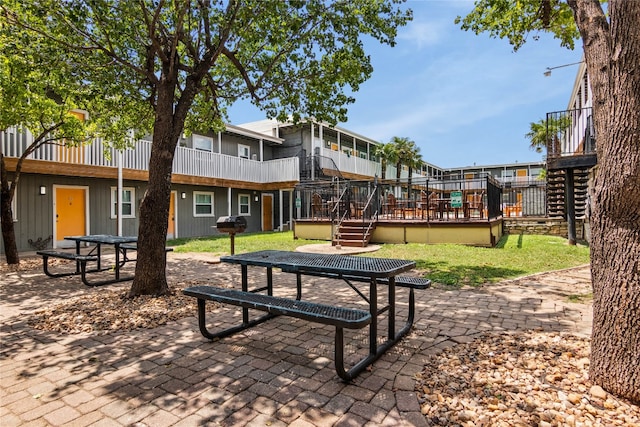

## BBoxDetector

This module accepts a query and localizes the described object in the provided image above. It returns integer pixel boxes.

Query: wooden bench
[183,285,372,381]
[36,250,99,278]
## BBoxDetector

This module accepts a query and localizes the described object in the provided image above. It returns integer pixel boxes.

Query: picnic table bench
[37,235,137,286]
[184,250,426,381]
[36,250,100,278]
[183,285,375,382]
[296,271,432,289]
[36,235,174,287]
[119,244,173,263]
[183,285,372,341]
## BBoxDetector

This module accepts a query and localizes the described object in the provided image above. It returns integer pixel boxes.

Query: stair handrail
[359,185,379,246]
[302,154,345,181]
[331,186,351,247]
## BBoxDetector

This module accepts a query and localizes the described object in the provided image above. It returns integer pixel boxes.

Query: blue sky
[227,0,584,169]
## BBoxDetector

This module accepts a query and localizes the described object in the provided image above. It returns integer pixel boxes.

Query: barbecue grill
[216,215,247,254]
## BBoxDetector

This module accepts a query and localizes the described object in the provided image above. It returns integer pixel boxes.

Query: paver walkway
[0,252,592,426]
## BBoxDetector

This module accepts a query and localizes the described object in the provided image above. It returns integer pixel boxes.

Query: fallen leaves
[28,281,218,334]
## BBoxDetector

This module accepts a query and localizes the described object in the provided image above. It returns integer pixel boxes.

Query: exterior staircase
[546,168,590,218]
[332,220,376,247]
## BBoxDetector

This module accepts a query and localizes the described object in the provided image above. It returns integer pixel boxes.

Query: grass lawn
[168,231,590,288]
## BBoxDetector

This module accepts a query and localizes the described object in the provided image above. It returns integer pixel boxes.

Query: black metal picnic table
[63,234,138,285]
[218,250,418,380]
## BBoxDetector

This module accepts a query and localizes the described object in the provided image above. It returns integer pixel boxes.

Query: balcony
[321,149,382,178]
[1,127,299,185]
[546,107,597,170]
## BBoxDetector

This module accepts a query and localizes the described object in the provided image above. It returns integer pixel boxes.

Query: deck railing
[546,107,596,158]
[1,127,299,184]
[296,175,502,222]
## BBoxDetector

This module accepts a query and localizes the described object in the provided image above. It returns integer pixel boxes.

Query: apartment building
[1,124,298,253]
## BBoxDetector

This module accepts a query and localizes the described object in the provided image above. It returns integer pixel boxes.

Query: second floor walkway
[2,127,299,186]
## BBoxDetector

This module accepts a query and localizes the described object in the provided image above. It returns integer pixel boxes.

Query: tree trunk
[0,155,20,265]
[570,0,640,404]
[128,92,180,297]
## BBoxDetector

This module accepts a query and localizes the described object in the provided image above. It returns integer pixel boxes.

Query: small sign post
[450,191,463,209]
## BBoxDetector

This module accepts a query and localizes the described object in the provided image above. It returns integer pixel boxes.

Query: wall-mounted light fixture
[181,192,186,199]
[543,61,584,77]
[39,185,46,195]
[253,191,259,202]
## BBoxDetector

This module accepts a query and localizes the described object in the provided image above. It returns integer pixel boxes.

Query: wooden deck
[295,216,503,247]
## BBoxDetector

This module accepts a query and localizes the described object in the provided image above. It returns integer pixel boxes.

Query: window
[238,144,250,159]
[239,194,250,216]
[194,192,215,216]
[193,134,213,151]
[110,187,135,218]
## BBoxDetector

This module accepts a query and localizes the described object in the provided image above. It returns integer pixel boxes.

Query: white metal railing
[1,127,298,184]
[322,149,381,177]
[496,176,542,186]
[384,165,414,180]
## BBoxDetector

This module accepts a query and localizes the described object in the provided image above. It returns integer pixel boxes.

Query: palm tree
[526,116,571,154]
[391,136,422,185]
[390,136,412,183]
[371,142,398,180]
[405,144,423,196]
[397,139,422,197]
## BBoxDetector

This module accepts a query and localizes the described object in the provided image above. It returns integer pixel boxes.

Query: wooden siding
[1,172,288,254]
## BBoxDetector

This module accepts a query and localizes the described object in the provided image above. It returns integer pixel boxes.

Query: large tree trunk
[127,136,173,296]
[0,155,20,265]
[570,0,640,404]
[128,88,181,297]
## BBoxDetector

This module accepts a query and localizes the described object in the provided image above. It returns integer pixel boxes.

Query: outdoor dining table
[219,250,418,380]
[64,234,138,284]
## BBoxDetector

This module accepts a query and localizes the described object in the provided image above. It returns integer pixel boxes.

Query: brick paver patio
[0,251,592,426]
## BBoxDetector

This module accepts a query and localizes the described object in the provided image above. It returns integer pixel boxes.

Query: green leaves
[455,0,580,51]
[4,0,412,132]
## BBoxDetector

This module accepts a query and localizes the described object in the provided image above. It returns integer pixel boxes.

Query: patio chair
[427,192,440,219]
[312,193,327,219]
[467,191,484,218]
[386,193,400,219]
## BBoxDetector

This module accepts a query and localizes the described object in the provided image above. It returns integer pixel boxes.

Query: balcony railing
[321,149,382,178]
[1,127,299,184]
[546,107,596,158]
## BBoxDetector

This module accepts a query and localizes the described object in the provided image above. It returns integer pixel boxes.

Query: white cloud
[397,19,447,50]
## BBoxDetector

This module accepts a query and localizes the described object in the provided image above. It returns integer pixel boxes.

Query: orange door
[167,192,176,239]
[55,187,87,247]
[261,194,272,231]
